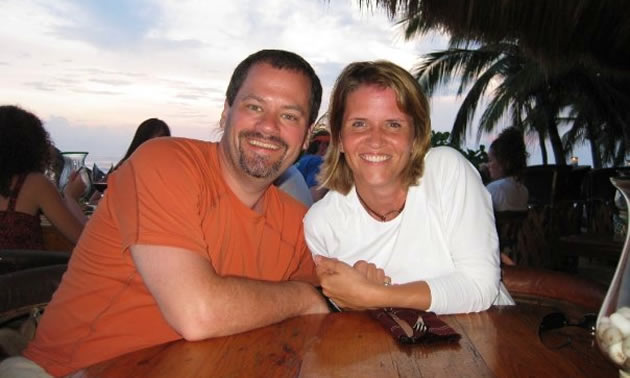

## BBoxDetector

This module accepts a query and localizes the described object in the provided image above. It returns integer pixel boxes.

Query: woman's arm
[36,173,86,244]
[423,148,501,314]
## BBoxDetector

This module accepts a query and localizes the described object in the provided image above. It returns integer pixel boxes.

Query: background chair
[502,265,606,313]
[0,264,66,359]
[0,249,70,274]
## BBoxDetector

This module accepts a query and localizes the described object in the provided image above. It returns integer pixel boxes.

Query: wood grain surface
[78,304,616,377]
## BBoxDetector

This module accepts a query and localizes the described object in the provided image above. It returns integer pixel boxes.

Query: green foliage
[431,130,488,169]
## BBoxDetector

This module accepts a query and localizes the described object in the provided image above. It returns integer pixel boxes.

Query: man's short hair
[226,49,322,126]
[318,60,432,194]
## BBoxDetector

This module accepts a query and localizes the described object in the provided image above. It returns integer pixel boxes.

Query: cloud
[45,115,130,162]
[0,0,453,165]
[45,0,163,50]
[70,88,121,95]
[89,78,133,86]
[23,81,57,92]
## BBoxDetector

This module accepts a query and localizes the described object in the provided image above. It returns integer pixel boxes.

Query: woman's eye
[388,121,402,129]
[351,120,365,128]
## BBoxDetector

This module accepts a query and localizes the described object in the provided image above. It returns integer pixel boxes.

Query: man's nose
[255,111,281,135]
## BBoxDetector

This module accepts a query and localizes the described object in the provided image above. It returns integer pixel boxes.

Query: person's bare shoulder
[23,172,57,198]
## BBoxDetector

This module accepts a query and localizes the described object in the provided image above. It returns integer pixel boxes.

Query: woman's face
[340,85,414,191]
[487,149,505,180]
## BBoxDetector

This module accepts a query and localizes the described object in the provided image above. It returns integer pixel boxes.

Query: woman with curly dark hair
[0,105,86,249]
[486,127,529,211]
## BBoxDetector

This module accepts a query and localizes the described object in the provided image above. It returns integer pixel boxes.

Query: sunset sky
[0,0,589,167]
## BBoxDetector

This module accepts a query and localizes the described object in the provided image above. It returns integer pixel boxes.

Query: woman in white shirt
[304,61,513,314]
[485,127,529,211]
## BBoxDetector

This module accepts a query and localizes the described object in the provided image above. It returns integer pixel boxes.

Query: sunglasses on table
[538,312,596,349]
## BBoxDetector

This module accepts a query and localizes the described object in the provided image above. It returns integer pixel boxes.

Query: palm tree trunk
[537,92,566,165]
[589,140,602,168]
[586,123,602,168]
[615,144,625,166]
[615,114,630,162]
[538,132,548,165]
[547,121,566,165]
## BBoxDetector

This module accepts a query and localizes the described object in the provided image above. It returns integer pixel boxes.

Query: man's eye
[281,113,298,121]
[246,104,262,112]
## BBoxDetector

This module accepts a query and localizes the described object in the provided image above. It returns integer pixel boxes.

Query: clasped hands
[314,255,390,311]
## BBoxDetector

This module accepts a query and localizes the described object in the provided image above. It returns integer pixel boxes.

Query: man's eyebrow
[241,94,264,102]
[284,104,306,116]
[241,94,306,116]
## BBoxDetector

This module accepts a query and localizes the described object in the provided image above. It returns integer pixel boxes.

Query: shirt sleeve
[287,222,319,285]
[303,201,334,258]
[424,148,501,314]
[109,138,209,255]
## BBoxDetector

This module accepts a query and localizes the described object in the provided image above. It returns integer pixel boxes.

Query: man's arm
[131,245,329,341]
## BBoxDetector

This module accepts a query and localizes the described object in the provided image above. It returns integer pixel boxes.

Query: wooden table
[555,233,623,261]
[80,304,616,377]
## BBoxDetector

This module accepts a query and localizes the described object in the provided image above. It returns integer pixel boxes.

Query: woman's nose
[366,126,384,147]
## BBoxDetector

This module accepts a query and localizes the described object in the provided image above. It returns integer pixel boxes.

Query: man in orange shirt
[3,49,329,377]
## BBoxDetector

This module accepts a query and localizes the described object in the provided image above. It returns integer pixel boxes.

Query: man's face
[220,63,311,181]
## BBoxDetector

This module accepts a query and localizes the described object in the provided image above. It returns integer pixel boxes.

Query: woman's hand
[314,255,388,311]
[353,260,390,285]
[63,170,87,200]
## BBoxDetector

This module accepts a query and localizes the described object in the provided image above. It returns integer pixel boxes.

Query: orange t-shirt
[24,138,316,377]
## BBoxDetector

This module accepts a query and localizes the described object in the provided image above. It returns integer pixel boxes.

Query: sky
[0,0,591,168]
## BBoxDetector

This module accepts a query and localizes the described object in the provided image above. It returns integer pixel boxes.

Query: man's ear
[220,100,230,129]
[302,124,313,150]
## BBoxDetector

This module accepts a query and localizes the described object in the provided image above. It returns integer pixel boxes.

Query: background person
[112,118,171,171]
[89,118,171,204]
[296,129,330,201]
[208,124,313,207]
[14,49,328,377]
[0,105,86,250]
[304,61,514,315]
[485,127,529,211]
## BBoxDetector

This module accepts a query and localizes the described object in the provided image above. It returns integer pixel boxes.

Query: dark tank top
[0,174,45,249]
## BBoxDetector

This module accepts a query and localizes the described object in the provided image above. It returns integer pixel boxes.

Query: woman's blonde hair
[318,60,432,194]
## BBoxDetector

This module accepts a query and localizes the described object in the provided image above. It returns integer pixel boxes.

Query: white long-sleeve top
[486,176,529,211]
[304,146,514,314]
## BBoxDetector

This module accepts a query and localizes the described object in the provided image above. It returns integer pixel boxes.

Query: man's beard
[238,130,289,179]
